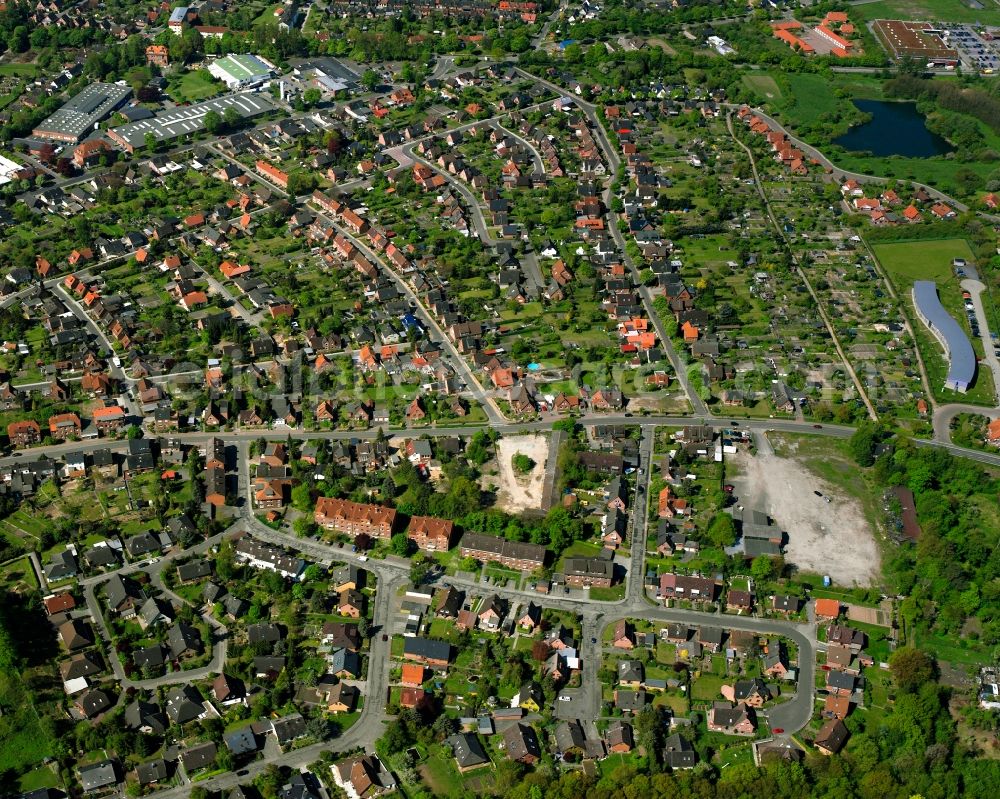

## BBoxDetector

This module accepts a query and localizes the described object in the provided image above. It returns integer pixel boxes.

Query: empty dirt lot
[491,434,551,514]
[730,443,880,586]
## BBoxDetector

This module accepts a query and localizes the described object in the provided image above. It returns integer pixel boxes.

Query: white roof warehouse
[208,54,276,89]
[107,91,278,153]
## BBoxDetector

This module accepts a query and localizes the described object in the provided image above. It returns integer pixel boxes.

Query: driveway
[961,278,1000,405]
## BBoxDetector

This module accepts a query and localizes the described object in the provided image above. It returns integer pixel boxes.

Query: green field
[0,671,56,775]
[166,69,224,103]
[742,73,782,101]
[854,0,1000,25]
[779,73,841,126]
[0,63,39,77]
[872,239,971,285]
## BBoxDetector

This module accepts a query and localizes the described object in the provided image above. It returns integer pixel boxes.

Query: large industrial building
[207,54,276,90]
[912,280,976,393]
[32,83,132,143]
[107,91,278,153]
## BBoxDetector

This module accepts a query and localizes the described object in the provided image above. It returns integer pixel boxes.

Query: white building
[207,53,275,90]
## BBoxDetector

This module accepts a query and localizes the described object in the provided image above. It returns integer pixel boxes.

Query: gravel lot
[491,434,550,514]
[730,448,880,586]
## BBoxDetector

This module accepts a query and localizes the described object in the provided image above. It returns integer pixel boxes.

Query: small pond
[833,99,952,158]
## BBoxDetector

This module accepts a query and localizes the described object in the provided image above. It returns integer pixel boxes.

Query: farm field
[852,0,1000,25]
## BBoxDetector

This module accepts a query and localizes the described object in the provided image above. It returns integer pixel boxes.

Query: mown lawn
[742,73,782,101]
[419,752,467,797]
[166,69,223,103]
[691,673,727,701]
[589,584,625,601]
[0,63,39,77]
[872,239,972,285]
[18,763,61,793]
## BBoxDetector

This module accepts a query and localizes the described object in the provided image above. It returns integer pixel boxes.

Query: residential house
[403,636,451,667]
[612,619,634,649]
[605,720,634,753]
[662,733,696,769]
[502,723,541,764]
[814,719,849,755]
[459,533,545,570]
[707,702,756,735]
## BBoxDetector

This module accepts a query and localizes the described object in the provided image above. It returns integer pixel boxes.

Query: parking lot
[941,24,1000,74]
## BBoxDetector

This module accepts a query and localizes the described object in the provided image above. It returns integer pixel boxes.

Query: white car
[558,695,572,702]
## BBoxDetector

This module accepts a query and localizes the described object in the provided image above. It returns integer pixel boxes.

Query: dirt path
[492,434,551,514]
[730,448,880,586]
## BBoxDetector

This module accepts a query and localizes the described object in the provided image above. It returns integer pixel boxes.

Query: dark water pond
[834,99,952,157]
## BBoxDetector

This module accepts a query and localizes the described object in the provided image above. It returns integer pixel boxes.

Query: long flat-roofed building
[912,280,975,392]
[33,83,132,143]
[107,91,277,153]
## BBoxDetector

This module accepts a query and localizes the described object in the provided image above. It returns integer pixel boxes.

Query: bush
[512,453,536,474]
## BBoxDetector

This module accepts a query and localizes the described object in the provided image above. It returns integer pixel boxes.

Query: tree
[302,87,321,108]
[750,555,775,583]
[8,26,29,53]
[357,617,371,639]
[389,532,415,557]
[223,106,240,129]
[707,513,736,548]
[849,421,883,467]
[889,647,936,693]
[466,430,495,466]
[291,482,313,512]
[214,747,233,772]
[410,555,431,586]
[204,109,223,135]
[361,68,379,91]
[144,132,158,153]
